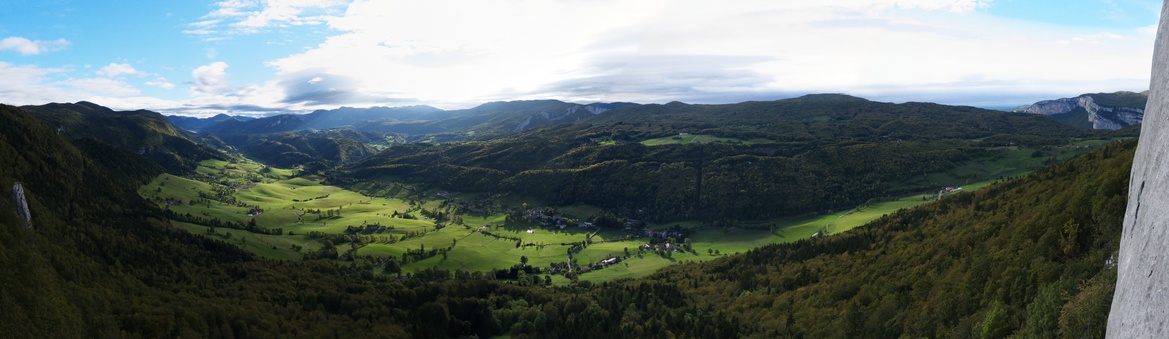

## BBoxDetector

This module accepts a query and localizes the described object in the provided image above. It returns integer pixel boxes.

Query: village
[512,205,696,278]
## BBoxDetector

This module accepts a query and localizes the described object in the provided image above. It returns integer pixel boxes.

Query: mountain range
[19,101,221,173]
[167,91,1149,143]
[170,100,638,138]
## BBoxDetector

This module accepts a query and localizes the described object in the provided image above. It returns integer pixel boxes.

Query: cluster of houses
[576,257,623,274]
[565,256,625,275]
[246,207,264,217]
[522,206,655,232]
[522,207,571,228]
[546,262,571,274]
[518,206,688,243]
[936,186,964,200]
[641,242,681,253]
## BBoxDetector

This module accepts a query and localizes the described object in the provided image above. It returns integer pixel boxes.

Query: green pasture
[138,174,253,223]
[901,139,1121,189]
[141,149,1052,284]
[640,134,770,146]
[575,245,715,283]
[194,158,294,183]
[171,221,314,260]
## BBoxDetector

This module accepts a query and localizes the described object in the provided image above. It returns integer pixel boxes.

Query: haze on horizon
[0,0,1160,117]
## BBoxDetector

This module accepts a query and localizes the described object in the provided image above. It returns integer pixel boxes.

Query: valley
[0,94,1140,337]
[139,136,1123,283]
[1,0,1159,335]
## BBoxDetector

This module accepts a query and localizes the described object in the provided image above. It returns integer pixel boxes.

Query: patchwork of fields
[140,138,1121,283]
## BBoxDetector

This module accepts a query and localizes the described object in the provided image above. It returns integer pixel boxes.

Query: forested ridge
[619,140,1132,338]
[337,95,1119,223]
[18,101,221,173]
[215,128,383,169]
[0,100,1132,337]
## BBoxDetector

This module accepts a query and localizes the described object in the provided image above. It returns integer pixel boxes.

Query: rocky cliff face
[1025,94,1145,129]
[512,103,616,132]
[1107,2,1169,337]
[11,182,30,229]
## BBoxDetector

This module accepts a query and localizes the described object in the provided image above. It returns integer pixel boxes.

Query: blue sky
[0,0,1161,116]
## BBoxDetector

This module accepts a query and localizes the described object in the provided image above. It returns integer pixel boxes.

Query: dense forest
[17,101,221,173]
[335,95,1120,223]
[0,100,1131,337]
[214,128,385,169]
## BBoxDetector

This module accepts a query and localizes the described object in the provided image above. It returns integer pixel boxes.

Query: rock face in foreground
[1108,1,1169,337]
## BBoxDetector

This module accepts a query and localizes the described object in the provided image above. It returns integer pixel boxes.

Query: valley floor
[139,138,1123,283]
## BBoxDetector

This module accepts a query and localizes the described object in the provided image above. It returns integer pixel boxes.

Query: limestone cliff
[512,103,618,132]
[1025,93,1146,130]
[1107,1,1169,337]
[11,182,30,229]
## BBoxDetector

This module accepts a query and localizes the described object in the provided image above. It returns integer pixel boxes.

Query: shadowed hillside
[337,95,1108,223]
[20,101,221,173]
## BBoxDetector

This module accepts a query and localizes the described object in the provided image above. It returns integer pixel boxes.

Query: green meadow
[140,140,1119,283]
[639,134,770,146]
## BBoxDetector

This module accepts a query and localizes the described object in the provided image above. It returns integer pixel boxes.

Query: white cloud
[253,0,1152,108]
[1138,24,1158,35]
[61,78,142,96]
[881,0,993,13]
[84,96,185,112]
[186,0,347,37]
[0,37,71,55]
[6,0,1155,114]
[96,63,141,77]
[0,62,77,105]
[147,77,176,89]
[180,61,294,114]
[1063,32,1126,44]
[191,61,230,95]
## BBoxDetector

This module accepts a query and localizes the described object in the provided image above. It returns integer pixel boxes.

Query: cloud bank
[0,0,1158,116]
[0,37,71,55]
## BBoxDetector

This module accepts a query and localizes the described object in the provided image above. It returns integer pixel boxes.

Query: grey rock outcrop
[1025,94,1144,130]
[11,182,31,229]
[1107,1,1169,337]
[512,103,615,132]
[1025,97,1082,115]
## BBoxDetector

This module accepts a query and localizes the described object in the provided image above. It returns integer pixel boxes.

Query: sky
[0,0,1161,117]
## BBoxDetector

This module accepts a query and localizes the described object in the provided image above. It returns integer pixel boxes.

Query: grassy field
[140,140,1118,283]
[172,221,315,259]
[898,139,1125,190]
[640,134,770,146]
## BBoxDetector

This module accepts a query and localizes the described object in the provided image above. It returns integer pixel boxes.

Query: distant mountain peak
[790,93,869,102]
